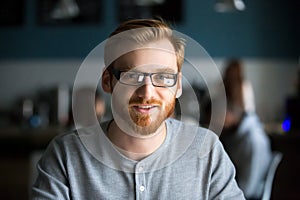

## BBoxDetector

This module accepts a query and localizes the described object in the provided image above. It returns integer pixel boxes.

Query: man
[32,19,245,199]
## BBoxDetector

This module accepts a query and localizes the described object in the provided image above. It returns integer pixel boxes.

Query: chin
[130,114,167,136]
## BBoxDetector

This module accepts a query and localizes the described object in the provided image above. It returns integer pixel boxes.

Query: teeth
[138,105,153,109]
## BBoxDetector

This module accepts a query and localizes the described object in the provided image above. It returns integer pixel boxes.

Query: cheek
[159,90,176,112]
[160,88,177,102]
[165,99,176,118]
[111,82,134,109]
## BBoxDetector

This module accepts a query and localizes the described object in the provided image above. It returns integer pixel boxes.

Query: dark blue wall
[0,0,298,59]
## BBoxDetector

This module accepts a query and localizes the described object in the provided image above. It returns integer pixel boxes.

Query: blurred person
[31,19,245,199]
[222,59,255,113]
[200,59,255,130]
[220,59,272,200]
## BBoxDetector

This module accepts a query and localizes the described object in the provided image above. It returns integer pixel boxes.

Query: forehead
[113,39,177,72]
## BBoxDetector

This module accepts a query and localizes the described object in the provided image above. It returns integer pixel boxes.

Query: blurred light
[215,0,246,12]
[282,118,291,132]
[30,115,41,128]
[50,0,80,20]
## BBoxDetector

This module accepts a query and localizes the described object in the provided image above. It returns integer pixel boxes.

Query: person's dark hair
[223,59,245,112]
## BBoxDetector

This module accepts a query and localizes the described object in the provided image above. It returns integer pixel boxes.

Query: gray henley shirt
[32,118,245,199]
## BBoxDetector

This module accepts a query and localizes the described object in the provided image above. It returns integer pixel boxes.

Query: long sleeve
[31,139,70,200]
[208,140,245,199]
[236,122,272,198]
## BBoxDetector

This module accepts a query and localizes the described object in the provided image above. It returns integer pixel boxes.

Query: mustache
[129,97,162,106]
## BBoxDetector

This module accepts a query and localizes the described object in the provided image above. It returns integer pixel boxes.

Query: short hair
[104,19,185,71]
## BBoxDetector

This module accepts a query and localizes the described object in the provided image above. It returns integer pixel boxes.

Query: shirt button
[139,185,145,192]
[138,166,144,172]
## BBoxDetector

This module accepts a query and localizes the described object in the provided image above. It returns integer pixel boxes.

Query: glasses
[108,68,178,87]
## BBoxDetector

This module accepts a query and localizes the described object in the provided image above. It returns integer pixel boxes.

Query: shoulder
[50,129,80,147]
[238,113,271,149]
[239,113,268,138]
[240,113,262,129]
[45,125,102,156]
[40,129,80,162]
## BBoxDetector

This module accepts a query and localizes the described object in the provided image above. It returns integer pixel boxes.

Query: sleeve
[235,127,271,198]
[208,140,246,200]
[234,136,257,197]
[31,138,70,200]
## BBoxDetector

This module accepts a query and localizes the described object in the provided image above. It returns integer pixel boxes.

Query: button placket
[135,163,146,199]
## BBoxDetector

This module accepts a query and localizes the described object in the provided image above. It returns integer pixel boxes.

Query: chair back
[261,151,283,200]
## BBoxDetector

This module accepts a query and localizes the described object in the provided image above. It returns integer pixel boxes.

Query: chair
[261,151,283,200]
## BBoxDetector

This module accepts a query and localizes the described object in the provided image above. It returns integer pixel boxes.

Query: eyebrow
[116,66,177,73]
[160,68,177,73]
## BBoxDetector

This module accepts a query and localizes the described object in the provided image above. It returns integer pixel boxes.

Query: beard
[128,96,175,136]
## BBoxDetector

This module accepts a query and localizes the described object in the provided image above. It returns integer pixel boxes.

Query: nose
[135,76,154,99]
[143,74,152,85]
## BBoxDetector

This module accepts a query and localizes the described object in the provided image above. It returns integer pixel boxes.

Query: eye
[122,72,139,79]
[155,73,173,80]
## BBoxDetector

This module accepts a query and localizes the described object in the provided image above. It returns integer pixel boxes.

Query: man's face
[103,39,182,137]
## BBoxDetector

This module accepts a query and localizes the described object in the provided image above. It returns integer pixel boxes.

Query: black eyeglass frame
[107,67,178,88]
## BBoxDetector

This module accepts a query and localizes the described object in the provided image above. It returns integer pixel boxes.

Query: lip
[131,104,158,114]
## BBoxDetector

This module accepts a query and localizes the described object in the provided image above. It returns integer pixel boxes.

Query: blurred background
[0,0,299,199]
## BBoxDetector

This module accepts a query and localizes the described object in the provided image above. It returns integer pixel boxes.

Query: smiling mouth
[131,105,158,114]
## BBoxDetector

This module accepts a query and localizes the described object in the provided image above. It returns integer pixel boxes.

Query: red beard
[128,96,175,135]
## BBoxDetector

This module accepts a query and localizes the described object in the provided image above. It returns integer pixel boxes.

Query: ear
[175,72,182,98]
[102,69,112,93]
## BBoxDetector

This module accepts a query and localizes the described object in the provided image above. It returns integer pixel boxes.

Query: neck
[107,120,167,160]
